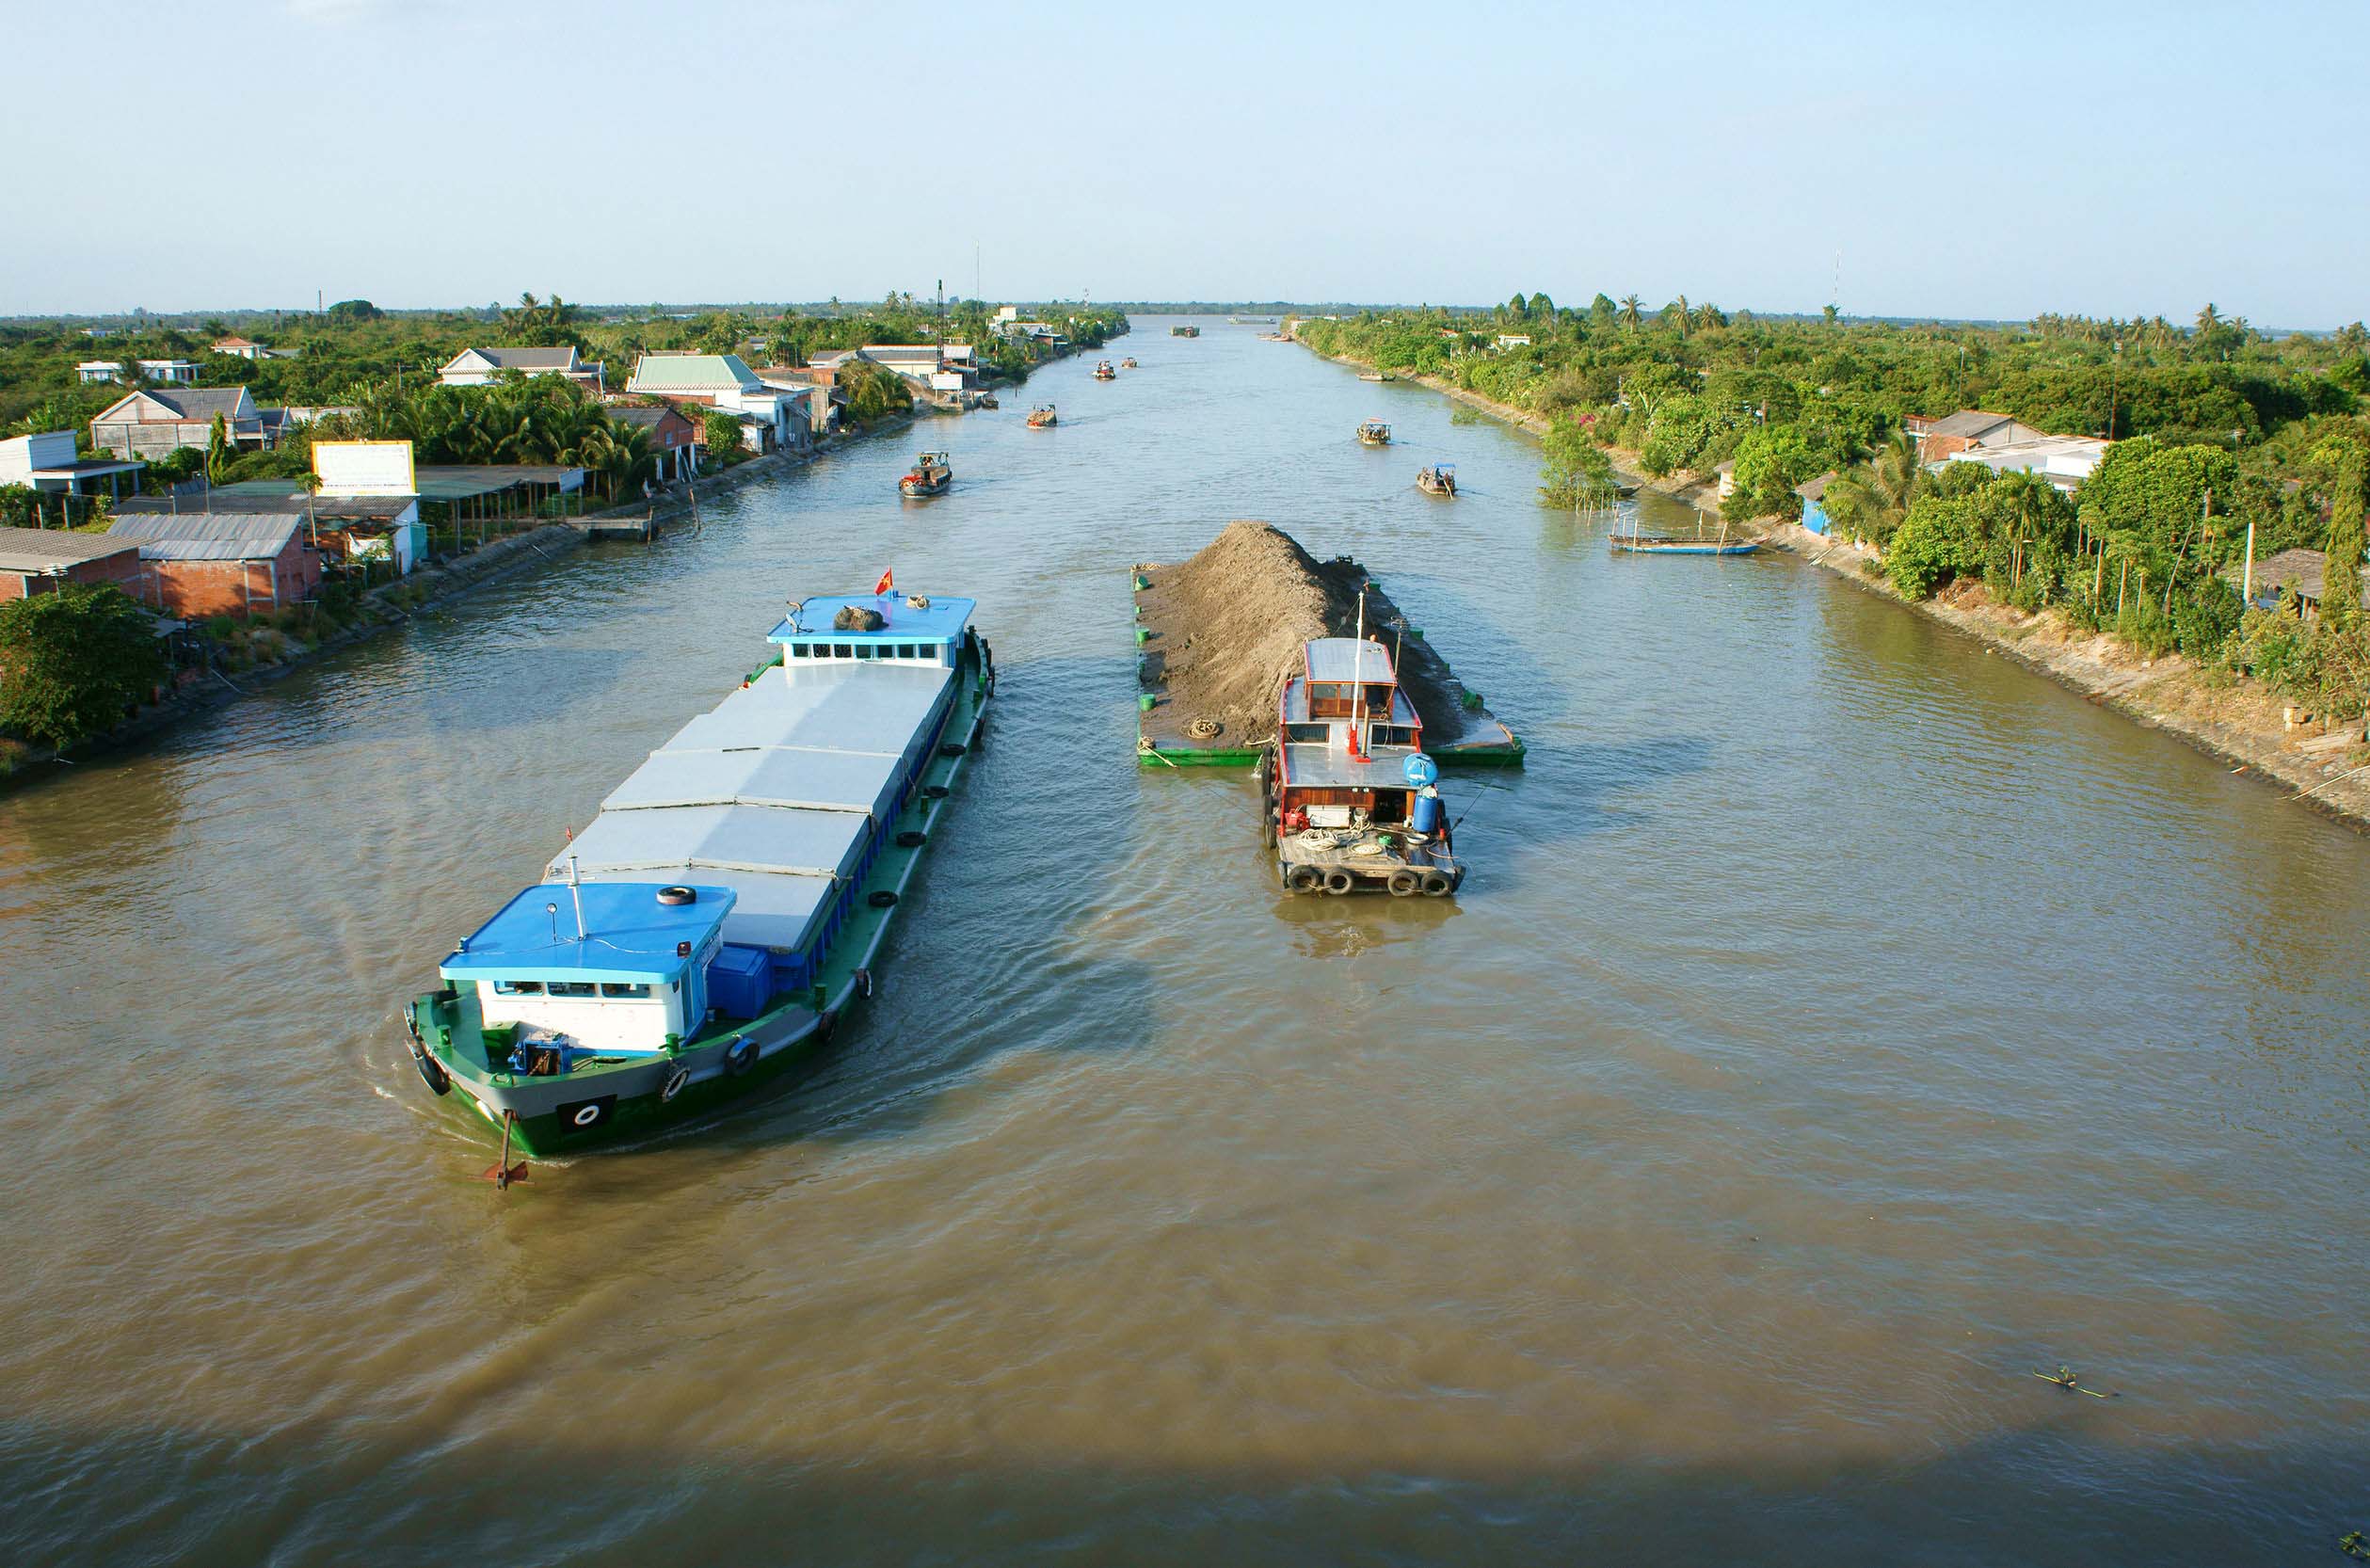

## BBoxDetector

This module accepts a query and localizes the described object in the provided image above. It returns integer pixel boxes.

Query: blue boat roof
[441,882,735,984]
[768,593,974,645]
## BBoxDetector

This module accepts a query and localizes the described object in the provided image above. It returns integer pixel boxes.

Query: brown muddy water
[2,320,2366,1565]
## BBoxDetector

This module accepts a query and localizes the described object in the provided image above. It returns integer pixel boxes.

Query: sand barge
[1131,520,1524,767]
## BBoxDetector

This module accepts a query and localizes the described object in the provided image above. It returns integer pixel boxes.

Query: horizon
[2,0,2365,327]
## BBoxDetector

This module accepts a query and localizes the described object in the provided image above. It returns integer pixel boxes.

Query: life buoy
[412,1043,451,1097]
[557,1096,615,1131]
[656,886,697,905]
[1322,868,1356,896]
[660,1065,691,1103]
[1286,865,1323,893]
[1386,868,1421,897]
[724,1036,759,1077]
[1420,869,1454,897]
[571,1103,603,1128]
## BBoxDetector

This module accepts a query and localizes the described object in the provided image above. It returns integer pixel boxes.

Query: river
[3,319,2366,1565]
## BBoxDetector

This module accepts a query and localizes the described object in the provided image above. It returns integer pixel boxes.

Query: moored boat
[1093,360,1116,380]
[404,585,995,1164]
[1609,514,1756,554]
[1260,619,1463,897]
[1356,419,1392,446]
[898,451,953,497]
[1416,462,1457,497]
[1026,403,1058,428]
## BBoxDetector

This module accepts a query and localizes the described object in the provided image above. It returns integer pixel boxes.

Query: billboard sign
[313,440,416,497]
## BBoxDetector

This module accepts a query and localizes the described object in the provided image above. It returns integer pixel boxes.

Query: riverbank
[1296,335,2370,831]
[0,408,927,792]
[1756,520,2370,831]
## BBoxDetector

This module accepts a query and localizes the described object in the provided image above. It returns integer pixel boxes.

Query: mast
[566,854,586,942]
[1352,585,1367,756]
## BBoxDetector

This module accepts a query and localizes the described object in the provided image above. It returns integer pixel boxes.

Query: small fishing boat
[898,451,953,497]
[1260,616,1463,897]
[1026,403,1058,428]
[1119,357,1139,368]
[404,584,994,1165]
[1356,370,1394,383]
[1608,513,1758,555]
[977,392,1000,409]
[1171,325,1200,338]
[1093,360,1116,380]
[1417,462,1457,498]
[1356,419,1392,446]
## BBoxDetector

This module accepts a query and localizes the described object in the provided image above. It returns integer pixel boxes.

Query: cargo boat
[404,588,994,1161]
[1027,403,1058,428]
[898,451,953,497]
[1259,618,1464,898]
[1356,419,1392,446]
[1093,360,1116,380]
[1417,462,1456,497]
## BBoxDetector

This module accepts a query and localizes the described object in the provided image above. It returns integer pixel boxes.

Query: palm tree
[2195,303,2222,335]
[1822,303,1840,328]
[1619,295,1642,330]
[1826,432,1926,548]
[1671,294,1690,338]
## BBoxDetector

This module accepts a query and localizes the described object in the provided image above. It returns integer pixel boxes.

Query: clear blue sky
[6,0,2365,326]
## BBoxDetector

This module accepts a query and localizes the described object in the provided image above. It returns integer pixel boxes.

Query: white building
[623,354,804,454]
[136,360,200,385]
[438,345,606,391]
[0,431,147,497]
[76,360,121,384]
[1942,434,2112,493]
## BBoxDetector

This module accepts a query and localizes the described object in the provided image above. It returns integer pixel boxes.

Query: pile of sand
[1137,520,1468,747]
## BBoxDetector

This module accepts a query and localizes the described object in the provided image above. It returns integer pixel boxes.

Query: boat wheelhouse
[406,590,993,1163]
[1262,632,1462,897]
[1417,462,1456,497]
[1356,419,1392,446]
[899,451,953,497]
[1027,404,1057,428]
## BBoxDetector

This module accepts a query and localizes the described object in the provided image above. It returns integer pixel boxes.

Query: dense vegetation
[0,584,168,749]
[1300,296,2370,718]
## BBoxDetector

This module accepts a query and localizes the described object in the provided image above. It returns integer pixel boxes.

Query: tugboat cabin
[1277,637,1426,825]
[441,882,736,1059]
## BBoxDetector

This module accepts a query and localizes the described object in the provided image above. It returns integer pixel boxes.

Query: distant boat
[1026,404,1057,428]
[1356,419,1392,446]
[1119,357,1139,368]
[1171,325,1200,338]
[1417,462,1456,498]
[1093,360,1116,380]
[898,451,952,497]
[1357,370,1394,382]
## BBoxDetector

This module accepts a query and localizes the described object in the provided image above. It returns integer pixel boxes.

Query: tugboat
[1119,357,1139,369]
[1417,462,1457,497]
[404,582,995,1166]
[1026,403,1058,428]
[1093,360,1116,380]
[1356,419,1392,446]
[1260,616,1462,897]
[898,451,953,497]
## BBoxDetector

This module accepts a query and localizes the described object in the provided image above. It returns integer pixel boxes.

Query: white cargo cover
[665,663,947,754]
[601,745,904,819]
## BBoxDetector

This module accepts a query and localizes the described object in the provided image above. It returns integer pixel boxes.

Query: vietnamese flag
[874,568,894,596]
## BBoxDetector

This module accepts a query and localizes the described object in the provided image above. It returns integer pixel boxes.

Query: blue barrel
[1401,753,1439,787]
[1411,792,1444,835]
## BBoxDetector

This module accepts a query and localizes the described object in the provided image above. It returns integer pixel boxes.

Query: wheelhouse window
[1284,723,1328,743]
[493,980,544,996]
[1369,725,1417,746]
[833,643,854,659]
[546,982,597,999]
[600,983,651,999]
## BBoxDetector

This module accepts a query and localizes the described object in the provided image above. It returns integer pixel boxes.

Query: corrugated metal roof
[0,526,140,573]
[100,387,257,424]
[625,353,761,393]
[109,513,303,558]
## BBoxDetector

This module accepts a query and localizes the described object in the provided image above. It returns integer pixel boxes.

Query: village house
[437,345,606,391]
[753,367,845,440]
[105,512,322,617]
[89,387,267,460]
[1796,472,1836,536]
[604,404,702,483]
[1908,409,2047,463]
[210,336,275,360]
[0,526,146,602]
[77,360,122,384]
[622,354,799,453]
[0,431,147,501]
[116,489,427,576]
[2223,548,2370,618]
[1497,334,1533,349]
